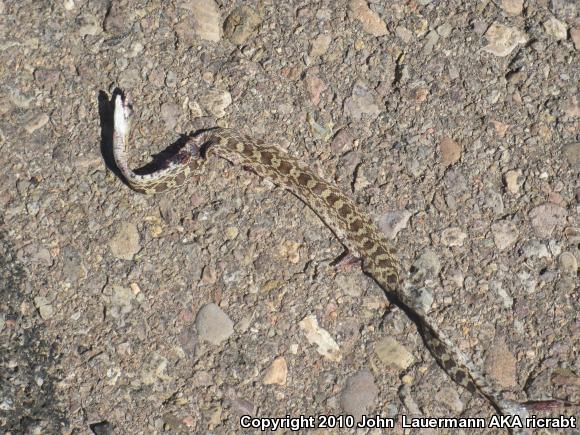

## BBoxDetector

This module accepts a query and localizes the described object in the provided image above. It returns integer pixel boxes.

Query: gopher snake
[112,94,574,418]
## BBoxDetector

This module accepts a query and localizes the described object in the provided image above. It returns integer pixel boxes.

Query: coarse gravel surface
[0,0,578,434]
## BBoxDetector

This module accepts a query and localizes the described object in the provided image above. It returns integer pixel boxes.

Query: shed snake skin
[111,93,575,420]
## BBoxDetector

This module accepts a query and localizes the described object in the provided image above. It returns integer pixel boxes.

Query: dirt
[0,0,578,433]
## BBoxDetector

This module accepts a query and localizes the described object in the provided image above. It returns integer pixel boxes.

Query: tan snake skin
[112,94,575,419]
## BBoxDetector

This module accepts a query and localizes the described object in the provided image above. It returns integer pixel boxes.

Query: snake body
[112,94,573,418]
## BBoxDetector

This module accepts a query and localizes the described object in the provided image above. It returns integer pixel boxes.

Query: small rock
[571,28,580,50]
[228,398,255,415]
[299,315,341,362]
[436,23,453,38]
[503,169,523,194]
[303,72,326,105]
[483,23,527,57]
[77,14,101,36]
[491,220,519,250]
[109,222,141,260]
[407,286,434,312]
[263,357,288,385]
[196,303,234,345]
[309,33,332,57]
[331,129,354,153]
[107,285,135,319]
[485,339,517,388]
[377,210,412,239]
[563,142,580,167]
[63,0,75,11]
[518,270,537,293]
[412,249,441,281]
[18,243,52,266]
[500,0,523,16]
[349,0,388,37]
[558,252,578,275]
[441,227,467,247]
[278,240,300,264]
[223,6,262,45]
[185,0,221,42]
[562,96,579,118]
[374,337,414,369]
[199,89,232,118]
[529,203,567,238]
[492,281,513,309]
[23,113,49,134]
[160,102,180,130]
[395,26,414,43]
[343,81,381,120]
[340,370,378,421]
[543,17,568,40]
[34,296,54,320]
[103,2,127,35]
[490,119,510,137]
[439,136,461,166]
[522,241,550,259]
[436,387,464,413]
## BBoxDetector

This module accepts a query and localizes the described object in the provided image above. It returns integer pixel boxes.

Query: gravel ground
[0,0,578,433]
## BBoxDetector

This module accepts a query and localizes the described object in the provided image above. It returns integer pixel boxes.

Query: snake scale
[112,93,574,419]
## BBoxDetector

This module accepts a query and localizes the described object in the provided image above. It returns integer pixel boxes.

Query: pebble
[563,142,579,167]
[77,14,101,36]
[349,0,388,37]
[438,136,461,166]
[34,296,54,320]
[395,26,414,43]
[374,337,414,369]
[571,28,580,50]
[529,203,567,238]
[377,210,411,239]
[223,6,262,45]
[500,0,523,16]
[340,370,378,421]
[262,356,288,385]
[558,252,578,275]
[309,33,331,58]
[303,72,326,106]
[103,2,126,35]
[18,243,53,266]
[412,249,441,281]
[485,338,517,388]
[187,0,221,42]
[160,102,180,131]
[23,113,49,134]
[343,81,381,120]
[503,169,522,194]
[407,286,434,312]
[298,315,341,362]
[106,285,135,319]
[518,270,537,293]
[109,222,141,260]
[543,17,568,40]
[522,240,550,259]
[195,303,234,345]
[199,89,232,118]
[491,220,519,250]
[492,281,513,309]
[440,227,467,247]
[330,129,354,153]
[435,387,464,413]
[482,23,527,57]
[63,0,75,11]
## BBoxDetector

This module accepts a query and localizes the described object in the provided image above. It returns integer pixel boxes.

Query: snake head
[113,93,133,136]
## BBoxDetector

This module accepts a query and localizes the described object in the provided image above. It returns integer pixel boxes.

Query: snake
[111,93,575,419]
